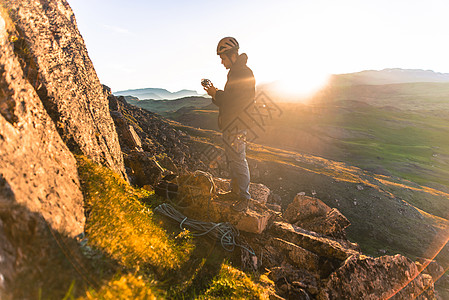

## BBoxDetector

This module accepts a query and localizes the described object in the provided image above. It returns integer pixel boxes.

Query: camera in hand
[201,78,212,89]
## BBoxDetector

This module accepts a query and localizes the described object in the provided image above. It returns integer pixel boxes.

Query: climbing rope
[154,203,255,255]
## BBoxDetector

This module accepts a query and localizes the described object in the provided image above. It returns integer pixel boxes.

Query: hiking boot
[231,197,249,212]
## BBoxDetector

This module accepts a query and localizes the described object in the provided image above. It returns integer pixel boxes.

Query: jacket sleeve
[212,90,224,107]
[213,68,255,109]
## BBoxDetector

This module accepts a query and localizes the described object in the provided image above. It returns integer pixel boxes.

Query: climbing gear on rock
[154,203,255,255]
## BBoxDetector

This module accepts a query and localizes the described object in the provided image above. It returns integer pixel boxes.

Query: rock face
[3,0,126,178]
[319,255,435,300]
[0,8,85,297]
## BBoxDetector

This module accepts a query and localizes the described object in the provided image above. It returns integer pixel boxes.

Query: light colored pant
[222,130,251,200]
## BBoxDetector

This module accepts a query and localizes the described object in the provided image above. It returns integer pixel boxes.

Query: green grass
[80,273,161,300]
[77,155,192,270]
[336,108,449,188]
[73,156,267,299]
[271,103,449,189]
[198,263,266,300]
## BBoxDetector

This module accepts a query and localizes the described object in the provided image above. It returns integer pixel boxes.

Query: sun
[276,71,331,99]
[258,70,330,102]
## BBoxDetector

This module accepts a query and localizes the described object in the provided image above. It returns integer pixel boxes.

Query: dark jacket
[212,53,255,131]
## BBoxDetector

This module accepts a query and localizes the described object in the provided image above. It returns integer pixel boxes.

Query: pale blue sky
[68,0,449,94]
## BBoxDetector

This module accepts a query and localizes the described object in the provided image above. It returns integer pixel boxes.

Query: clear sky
[68,0,449,94]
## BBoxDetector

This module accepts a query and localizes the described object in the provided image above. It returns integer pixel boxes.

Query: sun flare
[259,70,331,102]
[276,71,330,98]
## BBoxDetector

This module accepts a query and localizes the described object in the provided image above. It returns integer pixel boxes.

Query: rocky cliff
[0,0,126,297]
[2,0,126,178]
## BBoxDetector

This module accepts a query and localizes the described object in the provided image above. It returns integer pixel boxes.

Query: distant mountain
[256,68,449,103]
[113,88,201,100]
[172,89,203,99]
[125,96,211,114]
[330,68,449,86]
[123,95,139,102]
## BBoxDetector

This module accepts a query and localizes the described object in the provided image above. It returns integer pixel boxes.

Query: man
[204,37,255,212]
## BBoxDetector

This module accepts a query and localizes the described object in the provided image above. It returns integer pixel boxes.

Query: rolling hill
[330,68,449,86]
[124,96,211,114]
[113,87,202,100]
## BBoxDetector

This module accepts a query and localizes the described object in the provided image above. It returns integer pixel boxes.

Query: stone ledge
[178,173,273,234]
[271,238,320,272]
[270,222,359,261]
[184,198,272,234]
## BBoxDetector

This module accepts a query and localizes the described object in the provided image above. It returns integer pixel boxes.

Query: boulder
[250,183,271,205]
[300,208,351,239]
[319,254,435,300]
[127,125,143,151]
[109,107,144,153]
[284,194,350,238]
[176,172,214,206]
[270,222,359,261]
[124,151,164,187]
[111,116,144,153]
[284,194,332,223]
[177,172,273,234]
[210,199,271,234]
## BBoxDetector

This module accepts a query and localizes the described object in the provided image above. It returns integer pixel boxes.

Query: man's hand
[204,84,218,99]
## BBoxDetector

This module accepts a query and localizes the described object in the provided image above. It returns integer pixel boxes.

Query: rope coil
[154,203,255,255]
